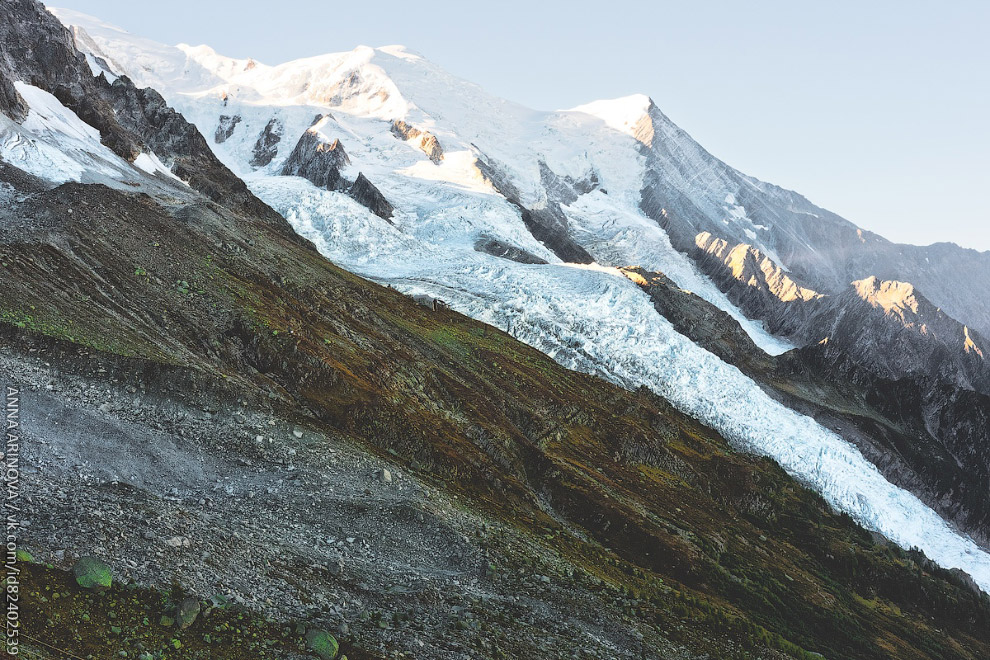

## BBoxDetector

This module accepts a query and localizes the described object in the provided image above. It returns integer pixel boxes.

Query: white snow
[0,82,130,184]
[0,81,192,188]
[51,8,990,593]
[133,151,186,185]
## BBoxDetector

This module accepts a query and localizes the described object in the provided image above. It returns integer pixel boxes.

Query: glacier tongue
[252,177,990,596]
[54,8,990,592]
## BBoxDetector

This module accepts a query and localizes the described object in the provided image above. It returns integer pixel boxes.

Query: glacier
[49,7,990,592]
[257,178,990,592]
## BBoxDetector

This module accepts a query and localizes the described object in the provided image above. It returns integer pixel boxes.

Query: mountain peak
[376,44,423,60]
[571,94,657,143]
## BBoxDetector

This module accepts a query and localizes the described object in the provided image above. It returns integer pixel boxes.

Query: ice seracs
[50,7,990,592]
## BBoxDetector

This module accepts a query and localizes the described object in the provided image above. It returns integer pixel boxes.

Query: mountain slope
[6,140,990,660]
[621,264,990,548]
[694,232,990,393]
[47,7,990,591]
[3,4,990,658]
[624,97,990,339]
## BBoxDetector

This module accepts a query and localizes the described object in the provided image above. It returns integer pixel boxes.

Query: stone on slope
[304,628,339,659]
[73,556,112,591]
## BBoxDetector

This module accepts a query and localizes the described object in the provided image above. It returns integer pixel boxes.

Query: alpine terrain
[2,2,989,659]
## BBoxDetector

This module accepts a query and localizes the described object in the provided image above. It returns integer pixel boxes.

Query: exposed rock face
[693,230,990,395]
[0,0,272,217]
[280,128,350,191]
[627,97,990,338]
[0,0,138,156]
[619,266,768,371]
[474,237,547,265]
[694,231,824,338]
[214,114,240,143]
[623,263,990,547]
[277,119,393,221]
[106,80,273,211]
[539,160,599,206]
[821,277,990,392]
[250,117,282,167]
[475,154,592,264]
[349,172,393,220]
[391,119,444,163]
[0,73,27,122]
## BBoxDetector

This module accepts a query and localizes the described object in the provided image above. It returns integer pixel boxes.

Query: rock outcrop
[349,172,393,220]
[475,154,592,264]
[474,237,547,265]
[280,128,350,191]
[391,119,444,163]
[214,114,240,143]
[250,117,282,167]
[694,231,825,338]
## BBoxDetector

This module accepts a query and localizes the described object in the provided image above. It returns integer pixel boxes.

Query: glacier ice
[254,175,990,596]
[54,8,990,593]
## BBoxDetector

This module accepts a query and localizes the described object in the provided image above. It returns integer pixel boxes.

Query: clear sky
[51,0,990,251]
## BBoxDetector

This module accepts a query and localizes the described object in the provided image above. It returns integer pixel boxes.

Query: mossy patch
[20,563,376,660]
[73,556,112,592]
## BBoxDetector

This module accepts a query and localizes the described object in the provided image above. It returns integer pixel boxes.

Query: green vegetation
[72,557,112,592]
[3,183,988,659]
[21,561,364,660]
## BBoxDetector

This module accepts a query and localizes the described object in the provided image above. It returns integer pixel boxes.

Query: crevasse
[258,181,990,592]
[403,262,990,593]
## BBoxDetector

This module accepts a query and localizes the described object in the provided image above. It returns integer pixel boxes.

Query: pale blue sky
[52,0,990,251]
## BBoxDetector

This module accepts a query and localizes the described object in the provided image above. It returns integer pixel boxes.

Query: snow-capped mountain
[40,7,990,595]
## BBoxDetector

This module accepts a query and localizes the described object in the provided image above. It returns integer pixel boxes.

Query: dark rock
[0,71,27,122]
[72,556,112,591]
[538,160,599,205]
[176,597,201,629]
[250,117,282,167]
[304,629,339,659]
[475,155,592,264]
[519,205,592,264]
[349,172,393,221]
[214,114,241,144]
[280,129,349,191]
[474,238,547,265]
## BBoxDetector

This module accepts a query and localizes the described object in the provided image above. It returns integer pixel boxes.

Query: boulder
[304,628,339,659]
[72,556,112,591]
[176,597,201,629]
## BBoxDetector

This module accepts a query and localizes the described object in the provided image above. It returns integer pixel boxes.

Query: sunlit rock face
[391,119,444,163]
[690,231,990,394]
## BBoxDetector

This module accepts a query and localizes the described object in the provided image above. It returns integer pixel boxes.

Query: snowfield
[45,8,990,592]
[0,82,132,184]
